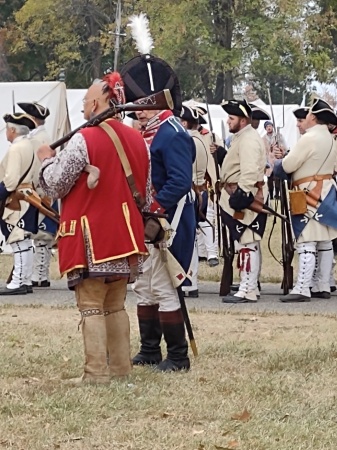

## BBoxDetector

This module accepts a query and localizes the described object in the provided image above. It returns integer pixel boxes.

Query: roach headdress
[102,72,126,105]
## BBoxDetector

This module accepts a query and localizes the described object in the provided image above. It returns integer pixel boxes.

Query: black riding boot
[132,305,163,366]
[156,309,190,372]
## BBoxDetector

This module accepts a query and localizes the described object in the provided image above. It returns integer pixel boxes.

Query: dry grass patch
[1,305,337,449]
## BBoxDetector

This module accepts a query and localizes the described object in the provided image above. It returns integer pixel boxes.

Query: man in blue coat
[121,31,196,372]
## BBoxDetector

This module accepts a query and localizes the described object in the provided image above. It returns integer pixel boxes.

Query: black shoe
[311,291,331,299]
[185,289,199,298]
[32,280,51,287]
[23,284,33,294]
[230,284,239,292]
[132,352,162,366]
[0,285,27,295]
[331,286,336,293]
[159,310,189,373]
[280,294,310,302]
[208,258,219,267]
[198,257,207,262]
[222,295,257,303]
[155,358,190,372]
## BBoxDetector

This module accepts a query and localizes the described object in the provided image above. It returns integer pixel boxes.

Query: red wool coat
[57,119,149,275]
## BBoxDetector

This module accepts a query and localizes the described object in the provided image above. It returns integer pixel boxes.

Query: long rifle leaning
[267,88,294,292]
[205,100,222,250]
[280,179,294,294]
[204,101,234,296]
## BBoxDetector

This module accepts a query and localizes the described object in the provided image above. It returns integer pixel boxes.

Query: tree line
[1,0,336,104]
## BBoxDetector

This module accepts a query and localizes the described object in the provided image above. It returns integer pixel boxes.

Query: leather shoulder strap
[99,122,145,209]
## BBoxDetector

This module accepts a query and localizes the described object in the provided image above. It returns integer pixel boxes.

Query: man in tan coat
[220,100,267,303]
[17,102,55,288]
[0,113,38,295]
[275,99,337,302]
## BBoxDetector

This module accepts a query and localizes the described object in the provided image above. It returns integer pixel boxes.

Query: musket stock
[50,89,173,150]
[280,180,294,294]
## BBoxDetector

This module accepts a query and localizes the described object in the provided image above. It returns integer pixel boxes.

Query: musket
[205,103,235,296]
[12,90,15,114]
[267,87,294,293]
[267,87,278,146]
[205,99,222,249]
[280,179,294,294]
[50,89,174,150]
[12,189,60,224]
[249,198,290,223]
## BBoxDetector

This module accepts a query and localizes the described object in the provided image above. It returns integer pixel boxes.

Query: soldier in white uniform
[0,113,38,295]
[180,105,209,298]
[17,102,55,288]
[274,99,337,302]
[219,100,267,303]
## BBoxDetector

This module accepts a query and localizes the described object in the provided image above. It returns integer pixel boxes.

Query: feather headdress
[102,72,126,105]
[127,13,154,55]
[127,13,155,91]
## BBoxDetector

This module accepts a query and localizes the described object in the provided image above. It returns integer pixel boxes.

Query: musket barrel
[50,89,173,150]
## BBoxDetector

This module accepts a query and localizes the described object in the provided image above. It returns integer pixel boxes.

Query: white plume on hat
[128,13,154,55]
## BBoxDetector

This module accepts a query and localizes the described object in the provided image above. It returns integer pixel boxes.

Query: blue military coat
[150,116,196,284]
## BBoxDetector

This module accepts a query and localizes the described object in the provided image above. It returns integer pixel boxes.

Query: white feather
[127,13,154,55]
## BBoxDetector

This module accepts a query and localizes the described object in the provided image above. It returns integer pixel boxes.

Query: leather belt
[221,181,264,194]
[194,182,207,192]
[292,174,332,187]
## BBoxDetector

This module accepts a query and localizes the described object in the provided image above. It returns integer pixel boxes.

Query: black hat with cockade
[249,104,270,121]
[309,98,337,125]
[120,14,181,116]
[3,113,37,130]
[17,102,50,120]
[221,99,252,118]
[180,105,204,123]
[193,106,207,124]
[292,107,309,120]
[120,55,182,116]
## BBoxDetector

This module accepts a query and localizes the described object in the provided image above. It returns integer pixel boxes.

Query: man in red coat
[37,74,150,384]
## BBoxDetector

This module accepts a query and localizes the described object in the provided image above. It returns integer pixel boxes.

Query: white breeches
[132,245,180,312]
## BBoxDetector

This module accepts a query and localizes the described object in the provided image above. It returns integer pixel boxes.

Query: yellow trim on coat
[122,202,139,253]
[61,264,87,277]
[56,220,77,240]
[80,214,146,265]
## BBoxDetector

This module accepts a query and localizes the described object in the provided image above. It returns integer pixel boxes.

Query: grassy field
[1,305,337,449]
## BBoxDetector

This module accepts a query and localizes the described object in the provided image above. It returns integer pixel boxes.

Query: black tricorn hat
[310,98,337,125]
[193,106,207,124]
[120,54,182,116]
[17,102,50,120]
[180,105,201,123]
[293,107,309,119]
[3,113,36,130]
[249,104,270,121]
[221,99,252,118]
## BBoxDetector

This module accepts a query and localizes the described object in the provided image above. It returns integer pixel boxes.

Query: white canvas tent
[0,81,70,252]
[0,81,70,160]
[66,89,86,129]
